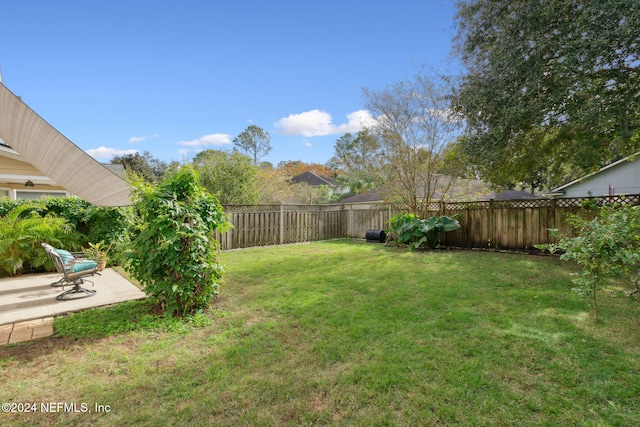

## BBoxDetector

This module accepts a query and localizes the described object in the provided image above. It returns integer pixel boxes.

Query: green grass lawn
[1,239,639,426]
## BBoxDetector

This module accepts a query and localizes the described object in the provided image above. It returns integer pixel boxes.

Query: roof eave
[0,83,132,206]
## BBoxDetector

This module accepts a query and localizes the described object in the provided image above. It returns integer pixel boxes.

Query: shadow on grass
[53,300,211,339]
[0,300,212,365]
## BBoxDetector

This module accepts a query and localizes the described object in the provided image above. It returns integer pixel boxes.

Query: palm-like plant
[0,202,81,276]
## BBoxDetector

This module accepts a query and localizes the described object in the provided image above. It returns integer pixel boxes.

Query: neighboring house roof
[103,163,127,178]
[479,190,537,201]
[291,172,337,187]
[434,177,493,201]
[339,182,536,204]
[548,152,640,196]
[0,83,132,206]
[340,189,383,203]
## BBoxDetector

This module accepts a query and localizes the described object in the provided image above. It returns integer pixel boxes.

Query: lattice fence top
[222,194,640,214]
[223,204,346,213]
[444,201,490,210]
[340,202,388,211]
[446,194,640,211]
[491,199,552,209]
[224,204,282,213]
[554,194,640,208]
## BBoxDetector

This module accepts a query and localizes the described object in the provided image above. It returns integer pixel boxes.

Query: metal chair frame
[41,243,100,300]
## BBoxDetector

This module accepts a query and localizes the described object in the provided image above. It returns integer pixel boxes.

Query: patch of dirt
[0,335,89,363]
[0,333,142,364]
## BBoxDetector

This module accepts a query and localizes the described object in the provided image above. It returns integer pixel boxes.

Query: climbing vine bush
[125,166,230,317]
[538,205,640,320]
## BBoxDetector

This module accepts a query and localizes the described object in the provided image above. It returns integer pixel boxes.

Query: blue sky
[1,0,458,166]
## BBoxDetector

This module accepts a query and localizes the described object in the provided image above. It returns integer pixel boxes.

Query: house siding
[561,158,640,197]
[0,152,68,199]
[0,155,46,177]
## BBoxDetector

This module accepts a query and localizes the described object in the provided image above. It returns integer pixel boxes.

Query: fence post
[279,204,284,245]
[549,198,556,243]
[318,206,324,240]
[489,199,494,249]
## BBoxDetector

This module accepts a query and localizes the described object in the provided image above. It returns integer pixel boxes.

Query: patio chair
[42,244,89,288]
[41,243,99,300]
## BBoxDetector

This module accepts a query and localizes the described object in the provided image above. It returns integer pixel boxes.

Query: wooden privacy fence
[440,195,639,250]
[216,194,640,251]
[216,204,344,250]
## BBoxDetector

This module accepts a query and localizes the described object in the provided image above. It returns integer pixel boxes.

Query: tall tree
[192,150,259,204]
[452,0,640,189]
[327,130,381,193]
[232,125,272,165]
[111,151,173,183]
[364,71,461,216]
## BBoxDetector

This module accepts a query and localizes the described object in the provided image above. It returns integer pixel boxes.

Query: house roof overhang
[0,83,132,206]
[0,143,55,186]
[548,152,640,195]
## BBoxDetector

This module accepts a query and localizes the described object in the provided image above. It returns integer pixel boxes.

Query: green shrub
[0,197,134,266]
[42,197,133,246]
[42,197,94,232]
[85,206,134,246]
[125,166,230,317]
[0,201,82,276]
[0,198,21,216]
[537,205,640,320]
[386,213,460,249]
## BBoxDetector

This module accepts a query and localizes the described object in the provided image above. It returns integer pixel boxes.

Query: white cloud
[275,110,334,137]
[129,134,159,144]
[128,136,146,143]
[274,109,377,137]
[177,133,232,147]
[336,110,378,133]
[86,146,138,159]
[302,139,313,148]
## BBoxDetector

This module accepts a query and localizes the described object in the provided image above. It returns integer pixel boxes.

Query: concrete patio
[0,268,146,345]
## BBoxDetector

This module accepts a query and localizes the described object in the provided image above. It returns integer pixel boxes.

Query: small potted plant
[85,241,113,271]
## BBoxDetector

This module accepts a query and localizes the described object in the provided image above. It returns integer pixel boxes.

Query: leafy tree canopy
[452,0,640,190]
[327,130,381,193]
[255,168,293,204]
[111,150,176,183]
[232,125,272,165]
[192,150,259,205]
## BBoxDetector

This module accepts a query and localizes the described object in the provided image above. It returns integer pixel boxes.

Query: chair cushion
[55,249,75,264]
[68,260,98,273]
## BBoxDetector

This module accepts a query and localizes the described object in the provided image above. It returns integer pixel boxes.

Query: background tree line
[112,126,342,205]
[113,1,639,214]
